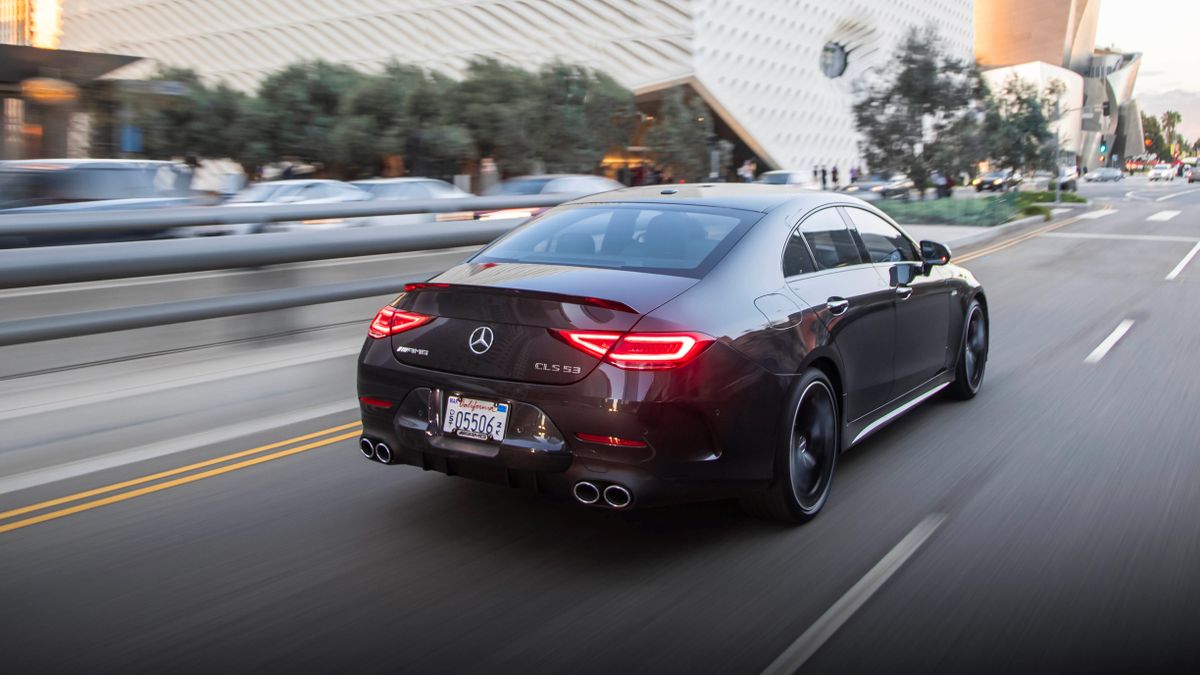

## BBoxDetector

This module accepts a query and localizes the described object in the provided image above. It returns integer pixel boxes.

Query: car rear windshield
[473,203,761,278]
[488,178,553,196]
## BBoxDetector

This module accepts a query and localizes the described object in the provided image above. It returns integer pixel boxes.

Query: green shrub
[1021,204,1052,221]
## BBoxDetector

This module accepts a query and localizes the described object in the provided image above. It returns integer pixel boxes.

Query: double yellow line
[955,211,1093,264]
[0,421,362,535]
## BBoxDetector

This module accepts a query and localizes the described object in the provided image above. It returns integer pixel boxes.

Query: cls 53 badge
[534,362,582,374]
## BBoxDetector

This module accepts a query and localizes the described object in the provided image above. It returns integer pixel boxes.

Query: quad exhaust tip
[360,437,376,459]
[573,481,600,505]
[603,484,632,509]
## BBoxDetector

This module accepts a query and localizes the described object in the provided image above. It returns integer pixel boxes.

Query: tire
[950,300,988,400]
[742,369,839,523]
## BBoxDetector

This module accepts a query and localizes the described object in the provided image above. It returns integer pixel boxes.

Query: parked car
[973,170,1021,192]
[1084,167,1124,182]
[841,173,914,200]
[1186,166,1198,184]
[1148,164,1175,182]
[756,170,820,189]
[0,159,196,247]
[352,178,475,227]
[479,174,623,221]
[173,179,370,236]
[358,184,987,522]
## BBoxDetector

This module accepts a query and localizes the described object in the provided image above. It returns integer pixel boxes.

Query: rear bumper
[356,338,785,507]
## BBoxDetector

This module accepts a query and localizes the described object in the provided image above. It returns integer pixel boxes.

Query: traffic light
[1099,141,1108,154]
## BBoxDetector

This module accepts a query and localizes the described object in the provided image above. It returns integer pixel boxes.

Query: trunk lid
[389,262,695,384]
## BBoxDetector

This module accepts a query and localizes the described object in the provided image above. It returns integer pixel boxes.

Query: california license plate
[443,395,509,442]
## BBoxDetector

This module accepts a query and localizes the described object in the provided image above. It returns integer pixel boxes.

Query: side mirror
[921,240,952,266]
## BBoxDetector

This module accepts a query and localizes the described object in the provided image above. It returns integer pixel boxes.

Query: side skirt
[845,377,952,449]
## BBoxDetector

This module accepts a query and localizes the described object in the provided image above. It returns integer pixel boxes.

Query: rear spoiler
[403,283,638,314]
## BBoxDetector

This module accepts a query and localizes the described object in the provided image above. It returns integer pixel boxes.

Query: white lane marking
[1148,210,1182,222]
[1043,232,1198,243]
[1166,241,1200,281]
[1125,191,1150,202]
[1077,210,1117,219]
[760,513,947,675]
[1157,188,1200,202]
[0,400,358,496]
[1085,320,1135,364]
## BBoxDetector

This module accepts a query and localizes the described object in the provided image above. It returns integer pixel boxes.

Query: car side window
[782,227,817,277]
[798,208,863,270]
[844,208,919,264]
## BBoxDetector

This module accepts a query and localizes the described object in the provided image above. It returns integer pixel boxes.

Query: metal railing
[0,194,576,347]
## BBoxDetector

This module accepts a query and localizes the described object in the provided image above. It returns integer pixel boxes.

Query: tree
[644,89,717,181]
[528,63,637,173]
[1162,110,1182,157]
[986,75,1059,176]
[1141,113,1169,159]
[452,59,541,176]
[255,61,366,165]
[853,27,989,194]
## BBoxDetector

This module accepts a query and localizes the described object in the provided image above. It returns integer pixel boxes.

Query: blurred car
[358,185,987,522]
[1187,166,1198,184]
[756,170,820,189]
[174,179,370,236]
[0,159,195,246]
[841,173,914,200]
[973,170,1022,192]
[1148,164,1175,182]
[352,177,475,227]
[479,174,623,221]
[1084,167,1123,183]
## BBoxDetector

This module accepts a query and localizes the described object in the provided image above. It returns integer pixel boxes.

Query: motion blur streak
[954,211,1091,263]
[31,0,63,49]
[0,428,361,535]
[0,422,362,522]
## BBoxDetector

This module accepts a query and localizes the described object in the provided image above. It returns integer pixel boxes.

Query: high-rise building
[59,0,975,175]
[976,0,1143,170]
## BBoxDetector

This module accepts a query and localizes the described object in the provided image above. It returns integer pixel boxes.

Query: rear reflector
[576,433,647,448]
[368,306,433,339]
[359,396,393,408]
[554,330,713,370]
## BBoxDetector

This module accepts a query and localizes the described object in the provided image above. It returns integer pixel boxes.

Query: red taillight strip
[359,396,393,408]
[367,306,434,339]
[576,433,647,448]
[553,329,713,370]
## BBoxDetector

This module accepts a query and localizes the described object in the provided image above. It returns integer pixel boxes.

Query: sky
[1096,0,1200,138]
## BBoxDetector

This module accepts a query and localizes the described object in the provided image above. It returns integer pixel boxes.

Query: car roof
[352,177,449,184]
[569,183,846,213]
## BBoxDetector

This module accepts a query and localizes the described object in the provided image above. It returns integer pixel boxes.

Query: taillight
[554,330,712,370]
[368,306,433,339]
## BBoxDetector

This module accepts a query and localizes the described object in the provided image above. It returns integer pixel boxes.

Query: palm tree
[1162,111,1182,157]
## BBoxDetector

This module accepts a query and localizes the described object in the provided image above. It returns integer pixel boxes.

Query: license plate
[443,395,509,442]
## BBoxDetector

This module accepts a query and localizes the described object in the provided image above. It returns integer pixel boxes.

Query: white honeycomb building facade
[61,0,974,172]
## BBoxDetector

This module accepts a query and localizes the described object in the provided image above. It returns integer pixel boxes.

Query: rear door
[785,207,895,422]
[843,207,952,399]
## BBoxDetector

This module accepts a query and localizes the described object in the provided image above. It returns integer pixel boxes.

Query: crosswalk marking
[1077,210,1116,220]
[1148,210,1181,222]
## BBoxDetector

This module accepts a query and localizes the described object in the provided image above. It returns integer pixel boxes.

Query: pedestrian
[738,159,755,183]
[813,166,819,183]
[850,166,860,183]
[820,166,828,190]
[831,166,839,189]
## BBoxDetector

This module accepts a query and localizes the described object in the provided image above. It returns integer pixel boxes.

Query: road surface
[2,177,1199,673]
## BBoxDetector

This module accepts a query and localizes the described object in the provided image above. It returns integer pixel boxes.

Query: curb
[904,202,1099,256]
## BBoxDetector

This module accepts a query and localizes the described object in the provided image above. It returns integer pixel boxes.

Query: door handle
[895,286,913,300]
[826,297,849,315]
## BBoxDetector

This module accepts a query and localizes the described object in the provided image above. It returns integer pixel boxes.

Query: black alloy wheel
[951,300,987,400]
[742,369,839,523]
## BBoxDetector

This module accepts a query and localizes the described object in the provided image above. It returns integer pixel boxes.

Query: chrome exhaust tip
[603,484,632,509]
[375,442,393,464]
[360,437,376,460]
[573,481,600,505]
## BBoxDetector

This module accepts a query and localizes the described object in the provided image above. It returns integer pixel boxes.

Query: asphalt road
[2,177,1200,673]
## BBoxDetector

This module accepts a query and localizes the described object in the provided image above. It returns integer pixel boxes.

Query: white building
[61,0,975,174]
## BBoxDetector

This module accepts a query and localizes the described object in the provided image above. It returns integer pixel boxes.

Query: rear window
[487,178,553,196]
[473,203,761,278]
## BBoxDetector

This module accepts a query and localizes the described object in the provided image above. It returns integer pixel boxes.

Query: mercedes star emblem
[468,326,494,355]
